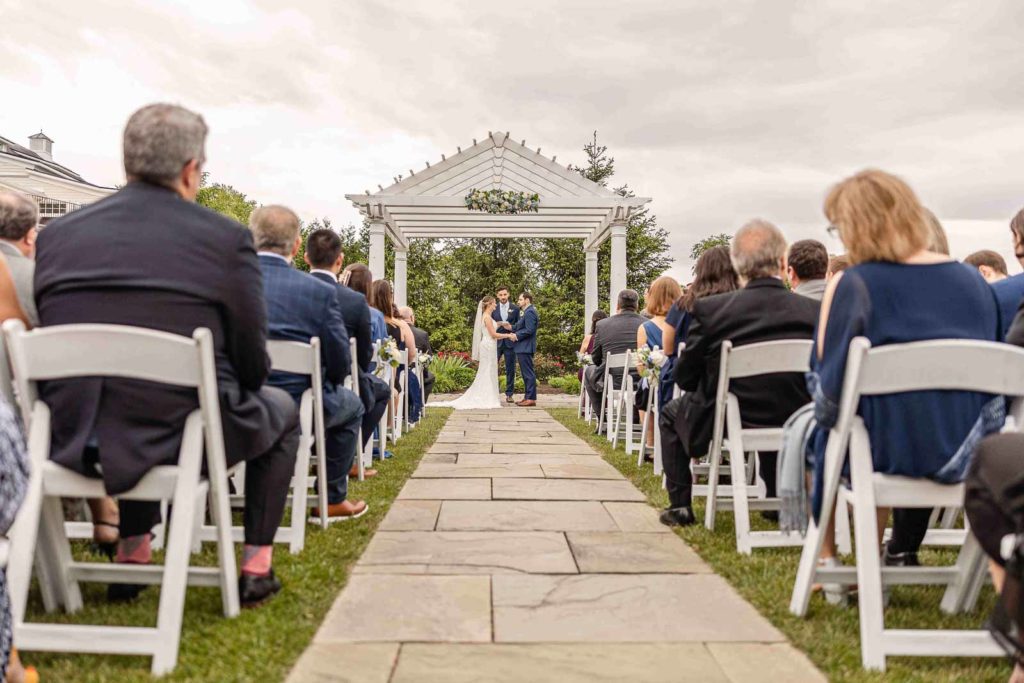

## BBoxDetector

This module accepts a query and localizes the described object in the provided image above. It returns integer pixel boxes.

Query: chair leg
[39,495,83,612]
[653,413,664,476]
[790,517,826,617]
[288,435,310,554]
[624,395,635,455]
[33,544,60,613]
[940,533,987,614]
[849,431,886,671]
[206,461,240,618]
[705,443,722,531]
[731,449,753,555]
[835,492,853,556]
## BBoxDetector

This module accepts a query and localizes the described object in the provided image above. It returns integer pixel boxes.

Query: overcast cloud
[3,0,1022,275]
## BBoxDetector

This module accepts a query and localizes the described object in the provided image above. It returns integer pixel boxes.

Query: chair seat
[43,462,182,501]
[841,475,965,509]
[737,428,783,452]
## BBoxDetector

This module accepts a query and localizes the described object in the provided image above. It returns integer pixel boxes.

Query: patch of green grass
[549,407,1008,683]
[23,409,452,683]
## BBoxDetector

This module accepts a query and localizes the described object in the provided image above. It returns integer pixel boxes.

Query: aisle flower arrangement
[576,351,594,367]
[464,188,540,215]
[636,346,667,382]
[374,338,401,378]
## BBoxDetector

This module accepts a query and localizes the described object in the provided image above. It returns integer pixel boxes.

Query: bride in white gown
[432,296,512,410]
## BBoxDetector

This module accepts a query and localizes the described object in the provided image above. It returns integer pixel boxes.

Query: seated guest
[810,169,1002,568]
[991,209,1024,335]
[584,290,645,420]
[343,263,387,344]
[786,239,829,300]
[0,190,120,556]
[964,249,1009,283]
[0,191,38,326]
[924,208,951,255]
[659,220,818,527]
[827,254,850,278]
[305,229,388,477]
[661,246,738,408]
[577,310,608,381]
[636,276,681,448]
[400,305,435,402]
[252,206,368,520]
[34,103,299,607]
[372,281,422,424]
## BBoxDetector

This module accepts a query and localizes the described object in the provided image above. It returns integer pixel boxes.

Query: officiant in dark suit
[492,286,520,403]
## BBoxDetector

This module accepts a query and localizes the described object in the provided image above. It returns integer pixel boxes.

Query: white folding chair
[4,321,239,675]
[613,351,644,455]
[636,380,662,474]
[789,337,1014,670]
[344,338,369,482]
[415,350,427,422]
[597,352,630,441]
[196,338,327,552]
[704,339,821,555]
[395,347,411,437]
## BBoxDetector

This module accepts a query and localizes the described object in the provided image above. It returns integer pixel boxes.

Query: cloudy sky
[3,0,1022,276]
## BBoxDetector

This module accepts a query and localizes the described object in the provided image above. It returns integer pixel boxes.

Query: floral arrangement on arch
[635,346,668,382]
[464,188,540,215]
[374,338,402,378]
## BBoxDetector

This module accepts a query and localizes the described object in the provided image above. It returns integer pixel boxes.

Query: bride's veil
[470,300,485,361]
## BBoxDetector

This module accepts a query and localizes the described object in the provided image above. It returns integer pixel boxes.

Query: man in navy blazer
[492,286,520,402]
[509,292,539,406]
[252,207,368,522]
[304,228,389,471]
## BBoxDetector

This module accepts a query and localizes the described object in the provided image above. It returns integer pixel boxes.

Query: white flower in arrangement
[417,352,432,366]
[576,351,593,367]
[635,346,665,382]
[374,339,402,377]
[649,348,667,368]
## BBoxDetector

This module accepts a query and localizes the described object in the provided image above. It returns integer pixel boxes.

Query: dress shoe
[350,465,377,478]
[311,499,369,523]
[239,569,281,608]
[659,506,696,528]
[516,399,537,407]
[882,543,919,567]
[107,582,146,603]
[506,395,516,403]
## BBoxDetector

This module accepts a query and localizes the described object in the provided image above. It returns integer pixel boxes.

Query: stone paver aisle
[287,407,825,682]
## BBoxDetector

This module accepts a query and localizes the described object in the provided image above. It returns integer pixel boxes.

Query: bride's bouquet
[635,346,667,383]
[576,351,593,367]
[374,338,402,378]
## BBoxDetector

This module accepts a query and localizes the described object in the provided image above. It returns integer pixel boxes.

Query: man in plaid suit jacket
[253,206,369,523]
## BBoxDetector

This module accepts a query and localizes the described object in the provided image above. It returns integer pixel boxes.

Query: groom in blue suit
[510,292,539,406]
[492,286,520,403]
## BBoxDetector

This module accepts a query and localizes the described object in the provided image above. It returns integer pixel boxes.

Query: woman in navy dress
[809,169,1003,570]
[636,276,681,449]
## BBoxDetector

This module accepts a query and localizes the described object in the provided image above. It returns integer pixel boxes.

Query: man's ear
[303,252,312,267]
[335,252,345,270]
[290,234,302,260]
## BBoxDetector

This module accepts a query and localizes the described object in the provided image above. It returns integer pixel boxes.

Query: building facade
[0,131,114,225]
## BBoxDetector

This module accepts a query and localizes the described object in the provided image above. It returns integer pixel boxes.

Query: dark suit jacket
[411,325,433,354]
[261,255,349,416]
[512,305,539,354]
[34,182,288,494]
[310,271,372,372]
[592,311,645,374]
[675,278,819,434]
[492,303,520,352]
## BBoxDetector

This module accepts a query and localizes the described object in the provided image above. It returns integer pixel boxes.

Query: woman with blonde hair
[809,169,1002,573]
[635,276,682,449]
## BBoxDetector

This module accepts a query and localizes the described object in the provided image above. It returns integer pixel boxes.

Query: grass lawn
[548,407,1010,683]
[21,408,451,683]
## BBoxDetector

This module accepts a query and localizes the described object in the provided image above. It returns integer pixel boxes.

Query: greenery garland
[464,188,540,215]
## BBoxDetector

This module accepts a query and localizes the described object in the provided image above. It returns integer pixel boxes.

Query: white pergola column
[584,248,598,333]
[609,220,628,310]
[368,219,386,280]
[394,248,408,307]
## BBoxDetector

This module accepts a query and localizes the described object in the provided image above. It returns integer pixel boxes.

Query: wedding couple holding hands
[434,286,538,410]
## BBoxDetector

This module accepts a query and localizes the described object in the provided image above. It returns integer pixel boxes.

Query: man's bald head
[249,205,301,258]
[730,219,788,282]
[0,190,39,257]
[399,306,415,324]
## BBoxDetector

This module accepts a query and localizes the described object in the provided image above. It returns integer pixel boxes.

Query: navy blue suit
[260,254,364,504]
[513,305,539,400]
[310,270,390,448]
[493,302,520,397]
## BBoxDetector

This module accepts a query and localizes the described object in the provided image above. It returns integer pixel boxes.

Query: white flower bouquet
[417,352,432,367]
[576,351,593,367]
[636,346,667,382]
[374,338,402,377]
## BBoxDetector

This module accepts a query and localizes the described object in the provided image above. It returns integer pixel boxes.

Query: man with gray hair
[658,219,819,528]
[34,103,300,607]
[400,305,435,402]
[0,190,39,325]
[584,288,645,423]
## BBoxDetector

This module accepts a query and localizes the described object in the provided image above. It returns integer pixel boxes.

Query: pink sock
[116,534,152,564]
[242,545,272,576]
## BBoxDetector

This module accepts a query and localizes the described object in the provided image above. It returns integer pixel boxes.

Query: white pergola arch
[345,130,651,329]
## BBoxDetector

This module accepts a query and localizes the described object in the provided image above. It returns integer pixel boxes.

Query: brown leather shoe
[350,465,377,478]
[311,499,369,523]
[516,399,537,407]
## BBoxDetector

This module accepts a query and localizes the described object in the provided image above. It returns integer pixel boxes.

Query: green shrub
[548,374,581,395]
[431,353,477,393]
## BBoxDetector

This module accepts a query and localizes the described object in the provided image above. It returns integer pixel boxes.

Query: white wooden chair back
[3,320,237,675]
[704,339,815,555]
[598,351,630,440]
[613,350,643,454]
[790,337,1018,670]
